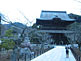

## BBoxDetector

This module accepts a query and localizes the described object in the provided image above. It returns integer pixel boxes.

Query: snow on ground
[31,46,76,61]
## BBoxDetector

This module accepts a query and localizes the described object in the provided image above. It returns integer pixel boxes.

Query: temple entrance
[50,33,70,45]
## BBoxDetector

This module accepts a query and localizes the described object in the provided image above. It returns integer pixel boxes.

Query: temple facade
[36,10,76,44]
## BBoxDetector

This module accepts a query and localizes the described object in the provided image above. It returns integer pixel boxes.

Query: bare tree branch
[17,9,33,26]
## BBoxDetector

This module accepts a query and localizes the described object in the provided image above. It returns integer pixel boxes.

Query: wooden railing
[71,47,81,61]
[30,46,54,60]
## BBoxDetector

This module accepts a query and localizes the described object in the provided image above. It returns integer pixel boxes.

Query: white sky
[0,0,81,25]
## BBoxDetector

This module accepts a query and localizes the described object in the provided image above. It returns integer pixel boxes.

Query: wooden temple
[36,10,76,44]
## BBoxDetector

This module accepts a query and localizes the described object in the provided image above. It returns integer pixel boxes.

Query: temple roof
[37,10,75,21]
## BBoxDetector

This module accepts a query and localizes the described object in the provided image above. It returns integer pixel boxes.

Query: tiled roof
[39,10,75,21]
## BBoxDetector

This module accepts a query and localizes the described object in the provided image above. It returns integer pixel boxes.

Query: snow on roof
[39,10,75,21]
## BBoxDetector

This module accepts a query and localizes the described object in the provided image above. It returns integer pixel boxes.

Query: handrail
[71,47,81,61]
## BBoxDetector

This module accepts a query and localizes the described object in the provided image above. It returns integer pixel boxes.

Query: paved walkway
[31,46,76,61]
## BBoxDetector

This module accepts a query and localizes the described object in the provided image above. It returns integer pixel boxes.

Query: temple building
[36,10,76,44]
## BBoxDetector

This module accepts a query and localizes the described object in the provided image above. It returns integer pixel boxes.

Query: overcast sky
[0,0,81,25]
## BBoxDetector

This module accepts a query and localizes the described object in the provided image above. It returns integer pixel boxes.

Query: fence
[71,47,81,61]
[30,46,53,60]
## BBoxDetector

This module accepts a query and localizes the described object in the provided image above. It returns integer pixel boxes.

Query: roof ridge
[42,10,66,13]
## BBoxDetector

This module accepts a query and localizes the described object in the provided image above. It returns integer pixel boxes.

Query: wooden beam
[38,30,74,33]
